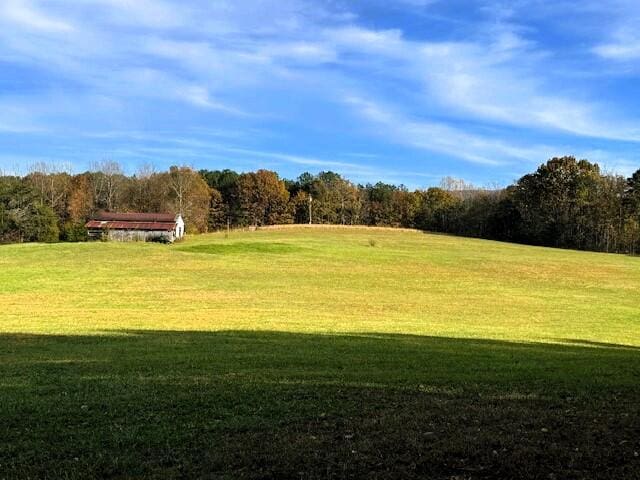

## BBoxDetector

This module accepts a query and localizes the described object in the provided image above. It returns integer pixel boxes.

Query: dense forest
[1,156,639,254]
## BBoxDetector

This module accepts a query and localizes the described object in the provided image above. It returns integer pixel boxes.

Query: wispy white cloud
[83,0,188,29]
[4,0,634,143]
[0,101,49,133]
[0,0,74,32]
[343,95,555,166]
[173,86,238,114]
[392,0,439,7]
[68,129,414,183]
[114,70,248,116]
[594,42,640,60]
[322,23,640,142]
[219,146,375,172]
[589,0,640,61]
[153,138,379,175]
[593,29,640,61]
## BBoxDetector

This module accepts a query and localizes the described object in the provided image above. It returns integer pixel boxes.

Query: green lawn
[1,227,639,479]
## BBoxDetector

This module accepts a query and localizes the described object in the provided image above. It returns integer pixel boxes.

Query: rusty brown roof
[94,211,177,222]
[85,220,176,231]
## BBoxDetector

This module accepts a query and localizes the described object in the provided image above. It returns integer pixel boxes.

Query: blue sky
[2,0,640,187]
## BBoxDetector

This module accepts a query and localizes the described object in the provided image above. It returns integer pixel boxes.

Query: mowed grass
[1,227,639,479]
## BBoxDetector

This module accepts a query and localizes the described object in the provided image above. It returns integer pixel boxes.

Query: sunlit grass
[1,226,639,345]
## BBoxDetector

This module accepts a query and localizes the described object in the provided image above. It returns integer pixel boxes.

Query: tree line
[1,156,639,254]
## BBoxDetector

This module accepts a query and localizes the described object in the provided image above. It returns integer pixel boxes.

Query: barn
[85,212,185,243]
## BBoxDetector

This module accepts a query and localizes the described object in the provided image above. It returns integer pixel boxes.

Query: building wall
[107,229,176,243]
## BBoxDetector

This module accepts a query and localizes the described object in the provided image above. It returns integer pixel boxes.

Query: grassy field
[1,226,639,479]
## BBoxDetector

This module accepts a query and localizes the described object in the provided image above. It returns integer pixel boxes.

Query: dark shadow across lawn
[1,331,639,479]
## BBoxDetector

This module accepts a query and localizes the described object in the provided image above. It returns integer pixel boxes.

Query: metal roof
[85,220,176,231]
[94,211,177,222]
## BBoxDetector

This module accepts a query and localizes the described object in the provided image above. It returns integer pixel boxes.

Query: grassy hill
[1,227,639,478]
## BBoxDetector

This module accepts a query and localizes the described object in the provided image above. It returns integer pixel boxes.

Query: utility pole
[308,195,313,225]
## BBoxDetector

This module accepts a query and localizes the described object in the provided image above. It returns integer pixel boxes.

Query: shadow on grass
[553,338,640,350]
[1,330,639,479]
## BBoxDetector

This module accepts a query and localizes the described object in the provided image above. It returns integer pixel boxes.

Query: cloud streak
[0,0,74,32]
[343,96,556,167]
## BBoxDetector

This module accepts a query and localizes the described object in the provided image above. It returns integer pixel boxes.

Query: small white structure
[86,212,185,243]
[175,215,185,240]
